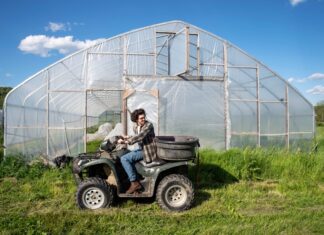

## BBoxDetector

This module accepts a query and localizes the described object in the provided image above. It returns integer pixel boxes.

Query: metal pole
[46,70,50,156]
[157,90,160,135]
[154,30,157,76]
[3,93,7,156]
[197,34,200,78]
[84,52,89,152]
[285,85,290,149]
[256,64,260,147]
[167,36,170,75]
[123,35,128,83]
[223,42,230,150]
[122,36,128,136]
[64,123,71,155]
[185,26,190,74]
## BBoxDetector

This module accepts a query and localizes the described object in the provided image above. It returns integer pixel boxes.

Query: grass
[86,139,102,152]
[0,127,324,234]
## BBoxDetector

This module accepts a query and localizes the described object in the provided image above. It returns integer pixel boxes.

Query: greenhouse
[3,21,315,159]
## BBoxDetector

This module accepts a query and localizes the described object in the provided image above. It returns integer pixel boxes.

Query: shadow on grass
[194,163,238,189]
[193,190,212,208]
[119,163,239,209]
[190,163,238,208]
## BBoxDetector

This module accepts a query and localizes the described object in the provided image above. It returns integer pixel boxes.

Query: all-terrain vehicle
[72,136,200,212]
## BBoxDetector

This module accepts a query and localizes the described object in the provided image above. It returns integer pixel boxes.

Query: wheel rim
[165,185,187,207]
[82,187,105,209]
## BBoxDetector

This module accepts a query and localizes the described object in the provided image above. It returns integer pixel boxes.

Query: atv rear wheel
[76,177,114,209]
[156,174,194,212]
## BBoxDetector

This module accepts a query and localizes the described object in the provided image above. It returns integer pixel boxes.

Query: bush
[0,155,48,179]
[198,147,324,183]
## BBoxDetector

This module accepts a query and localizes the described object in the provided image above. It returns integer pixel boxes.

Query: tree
[0,87,12,109]
[315,100,324,124]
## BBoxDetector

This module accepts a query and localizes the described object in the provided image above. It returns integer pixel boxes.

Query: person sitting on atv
[117,108,158,194]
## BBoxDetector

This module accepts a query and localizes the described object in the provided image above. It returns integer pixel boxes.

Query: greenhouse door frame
[122,88,159,136]
[84,88,123,152]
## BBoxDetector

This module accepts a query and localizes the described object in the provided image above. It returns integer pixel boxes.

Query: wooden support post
[122,89,135,136]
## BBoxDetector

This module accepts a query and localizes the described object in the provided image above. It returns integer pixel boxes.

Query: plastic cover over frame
[3,21,315,159]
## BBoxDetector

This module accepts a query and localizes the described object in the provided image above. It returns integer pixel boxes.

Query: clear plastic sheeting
[126,91,159,134]
[3,21,314,160]
[126,78,225,148]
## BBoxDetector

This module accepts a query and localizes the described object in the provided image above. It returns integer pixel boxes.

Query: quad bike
[72,136,199,212]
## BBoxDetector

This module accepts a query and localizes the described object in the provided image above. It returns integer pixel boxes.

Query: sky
[0,0,323,105]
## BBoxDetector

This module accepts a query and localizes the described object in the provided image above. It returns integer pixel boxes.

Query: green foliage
[0,87,12,109]
[0,149,3,162]
[199,147,324,182]
[86,125,99,134]
[0,127,323,234]
[315,100,324,124]
[86,140,102,152]
[0,87,12,159]
[0,155,48,179]
[315,126,324,153]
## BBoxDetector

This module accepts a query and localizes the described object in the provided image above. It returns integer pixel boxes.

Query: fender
[152,161,194,181]
[135,160,195,197]
[79,158,122,192]
[136,161,193,177]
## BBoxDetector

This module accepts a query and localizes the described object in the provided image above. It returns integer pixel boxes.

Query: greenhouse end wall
[3,21,315,159]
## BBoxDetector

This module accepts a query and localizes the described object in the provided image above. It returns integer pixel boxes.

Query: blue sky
[0,0,323,104]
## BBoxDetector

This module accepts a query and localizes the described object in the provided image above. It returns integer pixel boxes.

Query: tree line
[0,87,12,109]
[315,100,324,125]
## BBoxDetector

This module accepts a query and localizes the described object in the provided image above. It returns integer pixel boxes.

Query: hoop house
[3,21,315,159]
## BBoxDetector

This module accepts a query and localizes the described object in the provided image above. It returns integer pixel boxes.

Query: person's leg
[120,149,143,182]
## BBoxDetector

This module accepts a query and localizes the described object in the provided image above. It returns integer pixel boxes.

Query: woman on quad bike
[118,108,158,194]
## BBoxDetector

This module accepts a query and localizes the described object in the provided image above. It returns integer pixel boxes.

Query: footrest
[118,192,151,198]
[138,159,166,168]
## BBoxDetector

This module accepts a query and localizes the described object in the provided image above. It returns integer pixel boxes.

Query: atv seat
[138,159,166,168]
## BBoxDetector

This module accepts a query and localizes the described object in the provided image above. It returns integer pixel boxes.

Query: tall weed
[199,147,324,183]
[0,155,48,179]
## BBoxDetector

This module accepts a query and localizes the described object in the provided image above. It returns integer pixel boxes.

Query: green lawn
[0,128,323,234]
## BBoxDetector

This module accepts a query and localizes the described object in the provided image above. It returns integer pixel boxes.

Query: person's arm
[126,123,153,145]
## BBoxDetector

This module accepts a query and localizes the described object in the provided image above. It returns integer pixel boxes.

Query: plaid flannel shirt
[127,121,157,163]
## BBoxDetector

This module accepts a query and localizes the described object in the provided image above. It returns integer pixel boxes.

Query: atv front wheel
[76,177,114,209]
[156,174,194,212]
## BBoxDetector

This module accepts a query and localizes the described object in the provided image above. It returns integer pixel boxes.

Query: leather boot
[126,181,142,194]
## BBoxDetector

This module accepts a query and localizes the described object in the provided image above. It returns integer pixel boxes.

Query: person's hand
[117,139,124,144]
[122,135,129,140]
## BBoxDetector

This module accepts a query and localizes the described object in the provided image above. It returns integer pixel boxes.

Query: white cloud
[18,35,105,57]
[288,72,324,83]
[44,22,84,32]
[306,85,324,95]
[307,73,324,80]
[5,73,12,78]
[289,0,307,6]
[45,22,70,32]
[287,77,306,83]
